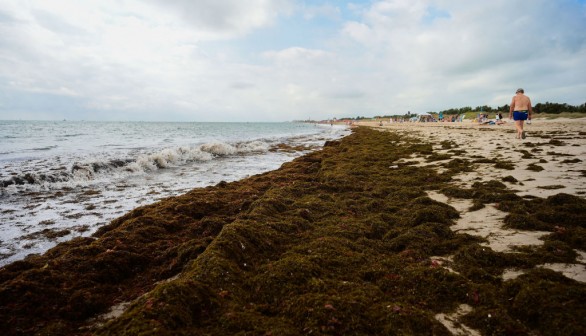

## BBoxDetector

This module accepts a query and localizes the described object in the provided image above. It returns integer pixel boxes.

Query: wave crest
[1,140,270,190]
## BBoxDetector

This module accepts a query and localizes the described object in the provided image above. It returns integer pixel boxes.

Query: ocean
[0,120,349,266]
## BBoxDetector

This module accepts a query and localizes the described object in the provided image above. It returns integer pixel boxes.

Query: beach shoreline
[0,121,349,267]
[1,122,585,335]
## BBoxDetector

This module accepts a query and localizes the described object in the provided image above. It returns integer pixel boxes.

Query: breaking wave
[1,140,270,189]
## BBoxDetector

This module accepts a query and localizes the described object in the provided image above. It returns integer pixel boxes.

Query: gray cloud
[230,82,256,90]
[144,0,294,37]
[324,89,366,100]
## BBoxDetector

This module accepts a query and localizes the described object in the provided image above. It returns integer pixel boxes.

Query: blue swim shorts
[513,111,528,121]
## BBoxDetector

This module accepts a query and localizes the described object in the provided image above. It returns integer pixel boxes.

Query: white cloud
[144,0,295,39]
[300,3,341,20]
[0,0,292,120]
[263,47,332,64]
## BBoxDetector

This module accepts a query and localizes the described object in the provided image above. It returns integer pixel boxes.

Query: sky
[0,0,585,122]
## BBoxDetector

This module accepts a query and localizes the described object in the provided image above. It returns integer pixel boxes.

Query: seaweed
[462,269,586,336]
[494,161,515,170]
[560,158,582,164]
[502,193,586,250]
[472,157,497,164]
[548,139,566,146]
[537,185,566,190]
[515,149,534,159]
[1,127,584,336]
[427,153,452,162]
[441,158,475,173]
[502,175,518,183]
[527,163,545,171]
[440,140,456,149]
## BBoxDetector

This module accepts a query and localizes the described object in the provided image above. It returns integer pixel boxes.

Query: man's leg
[515,120,525,139]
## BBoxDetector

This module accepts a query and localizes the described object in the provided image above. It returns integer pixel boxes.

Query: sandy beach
[360,118,586,335]
[1,120,585,335]
[363,117,586,196]
[364,118,586,256]
[376,118,586,273]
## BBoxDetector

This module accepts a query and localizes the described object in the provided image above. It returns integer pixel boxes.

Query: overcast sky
[0,0,585,122]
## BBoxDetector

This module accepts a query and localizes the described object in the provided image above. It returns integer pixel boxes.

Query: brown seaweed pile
[0,127,585,335]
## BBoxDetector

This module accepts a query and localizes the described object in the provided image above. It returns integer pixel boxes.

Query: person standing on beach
[509,88,533,139]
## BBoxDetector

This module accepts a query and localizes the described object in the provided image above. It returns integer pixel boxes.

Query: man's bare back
[511,89,533,115]
[511,93,532,111]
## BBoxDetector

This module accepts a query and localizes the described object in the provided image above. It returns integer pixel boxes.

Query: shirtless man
[509,88,533,139]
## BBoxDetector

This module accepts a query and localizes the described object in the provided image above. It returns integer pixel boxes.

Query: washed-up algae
[1,127,585,336]
[0,175,275,334]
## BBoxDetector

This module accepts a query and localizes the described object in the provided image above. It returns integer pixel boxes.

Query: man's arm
[509,97,515,119]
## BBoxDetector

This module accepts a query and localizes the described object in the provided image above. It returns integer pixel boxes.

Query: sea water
[0,120,349,266]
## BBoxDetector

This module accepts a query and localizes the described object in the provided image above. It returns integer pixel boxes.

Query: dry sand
[359,118,586,335]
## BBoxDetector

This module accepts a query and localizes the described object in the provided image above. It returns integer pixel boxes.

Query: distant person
[509,88,533,139]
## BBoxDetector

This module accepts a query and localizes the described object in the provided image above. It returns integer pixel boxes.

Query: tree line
[436,102,586,115]
[342,102,585,121]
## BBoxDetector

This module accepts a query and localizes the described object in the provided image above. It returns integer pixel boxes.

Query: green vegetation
[341,102,585,122]
[534,102,586,114]
[436,102,586,117]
